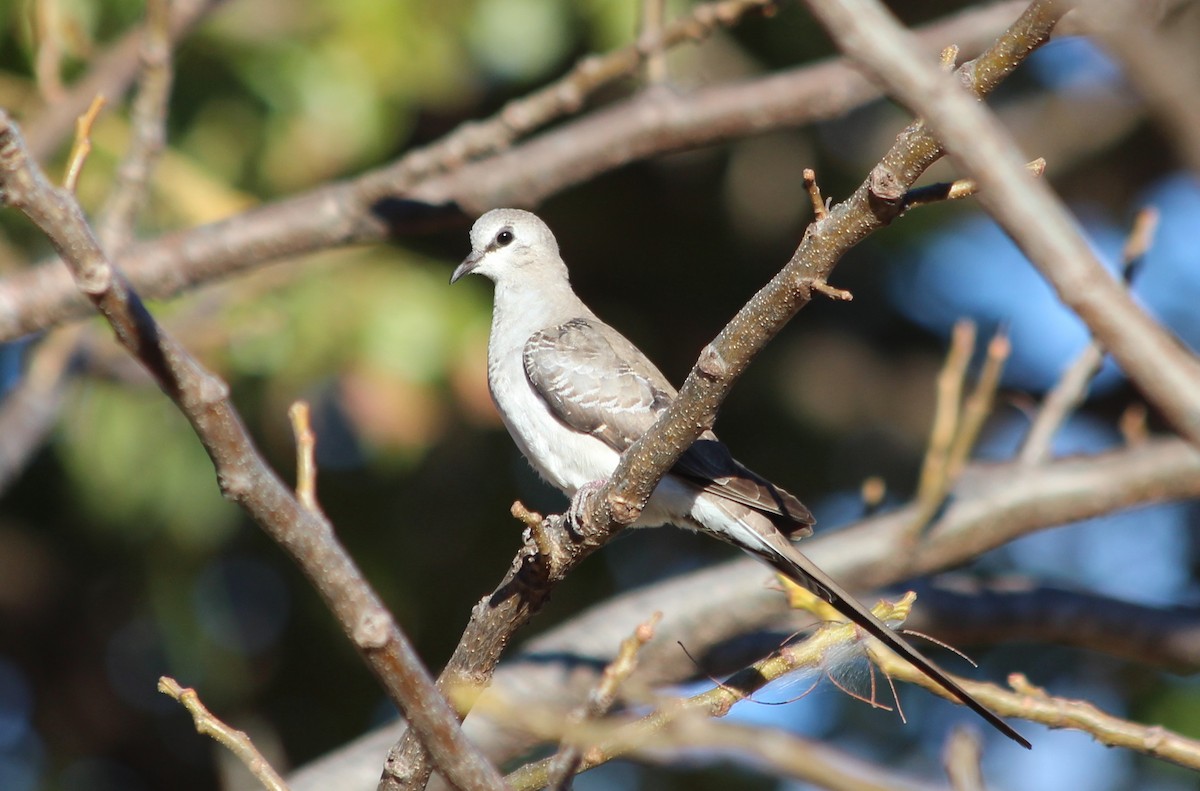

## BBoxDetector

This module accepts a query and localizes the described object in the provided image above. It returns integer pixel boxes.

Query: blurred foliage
[0,1,1196,790]
[0,2,647,788]
[58,378,239,548]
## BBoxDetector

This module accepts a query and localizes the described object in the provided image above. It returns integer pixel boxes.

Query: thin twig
[0,325,80,493]
[289,401,319,513]
[942,727,986,791]
[1018,207,1160,464]
[910,320,975,537]
[946,329,1010,480]
[159,676,291,791]
[546,613,662,790]
[804,167,828,221]
[62,96,105,193]
[34,0,67,102]
[903,158,1046,209]
[640,0,669,85]
[95,0,173,256]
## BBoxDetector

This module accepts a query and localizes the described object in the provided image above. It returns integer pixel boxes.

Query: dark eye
[496,229,514,247]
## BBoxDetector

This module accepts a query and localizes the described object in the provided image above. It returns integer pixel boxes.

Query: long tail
[737,524,1031,749]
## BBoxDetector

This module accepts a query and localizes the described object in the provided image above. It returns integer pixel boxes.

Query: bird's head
[451,208,565,286]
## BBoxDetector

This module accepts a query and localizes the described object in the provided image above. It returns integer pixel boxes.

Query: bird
[451,207,1030,749]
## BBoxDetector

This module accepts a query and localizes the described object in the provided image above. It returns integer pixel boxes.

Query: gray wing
[523,317,674,450]
[524,318,814,535]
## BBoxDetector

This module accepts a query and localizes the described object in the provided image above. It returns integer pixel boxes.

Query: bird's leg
[566,479,609,537]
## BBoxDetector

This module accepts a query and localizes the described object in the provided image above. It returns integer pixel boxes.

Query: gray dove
[451,207,1029,749]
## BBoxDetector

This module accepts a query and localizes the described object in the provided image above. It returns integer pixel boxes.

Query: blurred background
[0,1,1198,789]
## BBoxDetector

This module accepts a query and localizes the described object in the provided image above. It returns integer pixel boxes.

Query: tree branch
[382,5,1072,785]
[909,583,1200,675]
[584,0,1067,562]
[0,111,506,791]
[313,435,1200,791]
[0,0,1031,343]
[802,0,1200,447]
[23,0,223,163]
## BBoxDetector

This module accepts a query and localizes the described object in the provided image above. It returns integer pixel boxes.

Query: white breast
[485,280,620,495]
[483,276,697,529]
[488,348,621,494]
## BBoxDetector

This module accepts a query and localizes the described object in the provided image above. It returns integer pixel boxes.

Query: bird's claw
[567,479,608,533]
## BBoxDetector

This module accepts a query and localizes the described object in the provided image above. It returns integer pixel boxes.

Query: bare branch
[0,1,1032,343]
[942,727,986,791]
[24,0,223,163]
[803,0,1200,447]
[546,613,661,790]
[95,0,174,256]
[0,112,506,791]
[159,676,291,791]
[384,5,1073,784]
[879,652,1200,772]
[1003,674,1200,770]
[911,583,1200,675]
[1019,207,1160,464]
[290,438,1200,790]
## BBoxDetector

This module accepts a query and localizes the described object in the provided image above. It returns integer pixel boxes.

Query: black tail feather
[749,535,1031,749]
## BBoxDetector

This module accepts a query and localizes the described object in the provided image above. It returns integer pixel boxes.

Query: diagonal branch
[290,436,1200,790]
[802,0,1200,448]
[909,583,1200,675]
[382,4,1070,786]
[0,0,1033,343]
[1018,207,1160,464]
[586,0,1067,541]
[502,595,958,787]
[0,112,506,791]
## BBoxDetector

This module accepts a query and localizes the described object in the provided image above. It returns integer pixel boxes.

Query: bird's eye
[496,229,514,247]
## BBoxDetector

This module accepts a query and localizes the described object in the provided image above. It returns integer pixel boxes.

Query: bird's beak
[450,250,483,284]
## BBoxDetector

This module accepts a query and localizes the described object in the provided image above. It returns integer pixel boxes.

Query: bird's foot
[566,479,608,534]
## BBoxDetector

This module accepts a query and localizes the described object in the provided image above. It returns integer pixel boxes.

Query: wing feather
[523,318,813,534]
